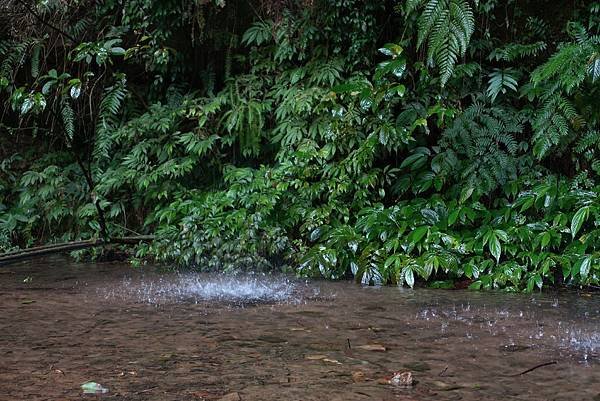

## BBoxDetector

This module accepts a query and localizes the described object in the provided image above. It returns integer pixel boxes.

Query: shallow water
[1,257,599,400]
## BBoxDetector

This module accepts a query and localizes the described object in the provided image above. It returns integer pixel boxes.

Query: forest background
[1,0,599,291]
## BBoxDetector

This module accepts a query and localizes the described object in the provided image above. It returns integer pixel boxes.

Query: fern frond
[588,52,600,82]
[532,94,581,157]
[532,24,597,93]
[30,42,42,78]
[0,40,29,80]
[242,21,273,46]
[94,76,127,161]
[61,99,75,142]
[409,0,476,86]
[575,129,600,154]
[439,103,523,192]
[486,68,518,102]
[489,41,547,61]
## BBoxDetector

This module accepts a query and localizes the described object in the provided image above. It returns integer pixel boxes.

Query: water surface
[0,257,599,400]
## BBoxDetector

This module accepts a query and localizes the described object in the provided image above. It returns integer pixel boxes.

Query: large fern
[61,99,75,142]
[530,22,598,157]
[438,102,523,193]
[405,0,477,86]
[0,40,29,80]
[94,76,127,162]
[531,93,584,157]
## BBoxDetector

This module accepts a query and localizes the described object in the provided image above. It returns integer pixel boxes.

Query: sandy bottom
[1,257,599,401]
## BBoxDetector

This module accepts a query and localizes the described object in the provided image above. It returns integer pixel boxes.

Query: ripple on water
[412,299,600,363]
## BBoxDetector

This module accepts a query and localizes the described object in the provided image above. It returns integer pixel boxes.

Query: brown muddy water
[1,257,599,401]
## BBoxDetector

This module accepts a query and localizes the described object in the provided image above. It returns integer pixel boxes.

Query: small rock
[351,371,366,382]
[218,392,241,401]
[390,371,414,387]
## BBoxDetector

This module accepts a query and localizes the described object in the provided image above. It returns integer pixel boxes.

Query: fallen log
[0,236,154,266]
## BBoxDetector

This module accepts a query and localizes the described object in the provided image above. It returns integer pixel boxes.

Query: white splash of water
[102,273,308,305]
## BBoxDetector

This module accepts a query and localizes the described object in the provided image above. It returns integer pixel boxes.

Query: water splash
[101,272,313,305]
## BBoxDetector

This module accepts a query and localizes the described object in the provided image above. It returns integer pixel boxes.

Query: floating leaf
[81,382,108,394]
[355,344,387,352]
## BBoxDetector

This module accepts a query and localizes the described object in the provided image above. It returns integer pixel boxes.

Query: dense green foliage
[1,0,599,291]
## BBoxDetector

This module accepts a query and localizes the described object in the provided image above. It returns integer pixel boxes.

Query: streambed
[0,257,599,400]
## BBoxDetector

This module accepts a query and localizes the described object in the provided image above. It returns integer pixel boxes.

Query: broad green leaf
[404,267,414,288]
[410,226,429,244]
[378,43,403,57]
[489,233,501,263]
[459,186,474,204]
[540,232,551,249]
[580,256,592,279]
[110,47,126,56]
[70,85,81,99]
[20,98,33,115]
[400,153,425,169]
[571,206,589,238]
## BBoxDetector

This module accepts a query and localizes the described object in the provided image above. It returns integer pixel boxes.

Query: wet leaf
[580,256,592,279]
[356,344,386,352]
[431,380,463,391]
[305,354,327,360]
[390,371,414,387]
[489,233,501,263]
[367,326,384,332]
[571,206,590,238]
[70,85,81,99]
[404,268,415,288]
[81,381,109,394]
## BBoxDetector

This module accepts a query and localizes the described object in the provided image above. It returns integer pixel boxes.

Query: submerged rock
[218,392,241,401]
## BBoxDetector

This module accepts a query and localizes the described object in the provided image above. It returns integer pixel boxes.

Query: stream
[0,257,599,400]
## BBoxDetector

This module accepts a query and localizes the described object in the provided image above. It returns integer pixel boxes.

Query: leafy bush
[1,0,599,291]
